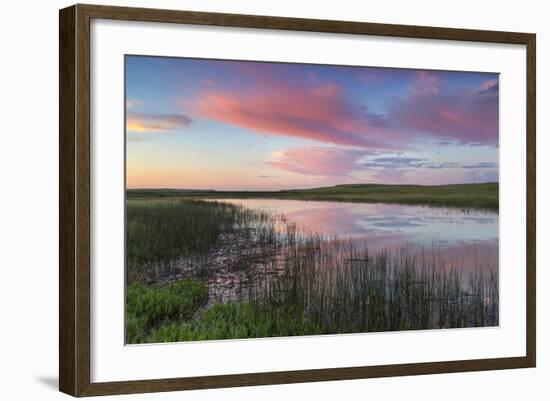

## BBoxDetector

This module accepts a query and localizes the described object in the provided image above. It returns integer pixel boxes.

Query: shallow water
[208,198,499,275]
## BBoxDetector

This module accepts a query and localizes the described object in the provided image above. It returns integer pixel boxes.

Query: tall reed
[126,198,499,343]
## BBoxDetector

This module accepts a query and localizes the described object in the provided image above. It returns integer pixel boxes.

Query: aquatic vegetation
[126,199,273,283]
[125,198,499,344]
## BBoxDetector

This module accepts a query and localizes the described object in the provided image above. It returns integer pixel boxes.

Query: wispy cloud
[191,72,394,150]
[388,71,499,146]
[269,147,372,177]
[126,111,192,133]
[466,169,498,183]
[269,148,498,180]
[362,157,426,169]
[126,98,142,109]
[461,161,497,169]
[125,56,500,187]
[361,156,459,170]
[188,67,498,150]
[479,80,499,94]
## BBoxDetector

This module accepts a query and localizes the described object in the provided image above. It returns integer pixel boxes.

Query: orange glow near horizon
[125,56,499,189]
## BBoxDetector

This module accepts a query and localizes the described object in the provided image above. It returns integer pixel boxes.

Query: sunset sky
[126,56,499,190]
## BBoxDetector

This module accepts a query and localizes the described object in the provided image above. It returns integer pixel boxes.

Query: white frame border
[90,19,527,383]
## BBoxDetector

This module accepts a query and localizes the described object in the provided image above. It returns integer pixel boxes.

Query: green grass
[126,279,208,343]
[127,199,239,267]
[127,182,498,210]
[126,198,273,282]
[125,198,499,344]
[140,249,498,343]
[145,302,322,343]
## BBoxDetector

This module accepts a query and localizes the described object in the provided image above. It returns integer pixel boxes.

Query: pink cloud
[388,72,499,145]
[126,98,142,109]
[269,147,371,177]
[410,70,441,95]
[267,144,496,185]
[191,77,393,149]
[480,79,498,91]
[190,68,498,149]
[126,112,192,133]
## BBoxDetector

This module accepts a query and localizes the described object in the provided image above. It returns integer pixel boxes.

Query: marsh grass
[254,241,499,335]
[126,198,499,344]
[127,199,238,266]
[126,199,273,282]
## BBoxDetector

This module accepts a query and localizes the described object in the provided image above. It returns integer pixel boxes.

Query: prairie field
[128,182,499,211]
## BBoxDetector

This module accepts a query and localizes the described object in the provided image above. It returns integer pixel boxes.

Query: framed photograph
[59,4,536,397]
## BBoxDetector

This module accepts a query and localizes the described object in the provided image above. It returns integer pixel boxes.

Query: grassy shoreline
[126,198,499,343]
[127,182,499,210]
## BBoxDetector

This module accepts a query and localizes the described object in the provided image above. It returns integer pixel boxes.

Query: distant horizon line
[126,182,499,192]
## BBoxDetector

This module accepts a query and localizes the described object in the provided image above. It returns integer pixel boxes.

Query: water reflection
[210,198,499,275]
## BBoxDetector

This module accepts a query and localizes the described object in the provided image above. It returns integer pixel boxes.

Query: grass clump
[127,199,240,268]
[126,279,208,343]
[145,302,322,343]
[126,199,275,283]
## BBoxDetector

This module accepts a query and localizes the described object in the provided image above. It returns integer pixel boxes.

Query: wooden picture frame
[59,3,536,396]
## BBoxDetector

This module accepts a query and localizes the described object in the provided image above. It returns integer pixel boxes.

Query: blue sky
[126,55,499,190]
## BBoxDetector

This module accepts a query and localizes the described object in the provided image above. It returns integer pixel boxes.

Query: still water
[211,198,499,275]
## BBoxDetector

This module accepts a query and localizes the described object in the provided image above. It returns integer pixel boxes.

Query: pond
[126,196,500,341]
[209,198,499,276]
